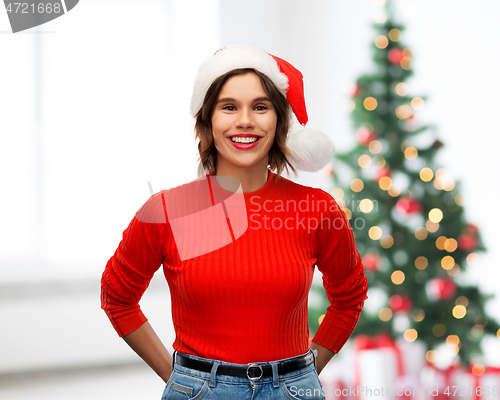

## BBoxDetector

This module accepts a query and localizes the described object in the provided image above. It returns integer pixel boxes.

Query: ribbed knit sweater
[101,171,368,364]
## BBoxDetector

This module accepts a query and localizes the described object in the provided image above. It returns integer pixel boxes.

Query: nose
[236,107,255,129]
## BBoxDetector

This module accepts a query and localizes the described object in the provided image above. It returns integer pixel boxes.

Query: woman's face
[211,72,277,175]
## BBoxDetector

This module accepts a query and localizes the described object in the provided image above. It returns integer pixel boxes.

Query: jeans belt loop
[209,361,220,388]
[270,362,279,388]
[311,348,318,369]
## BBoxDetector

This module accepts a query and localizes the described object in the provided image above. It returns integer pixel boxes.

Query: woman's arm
[123,321,173,383]
[310,342,335,375]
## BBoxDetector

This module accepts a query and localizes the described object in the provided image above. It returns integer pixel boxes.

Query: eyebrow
[217,96,272,104]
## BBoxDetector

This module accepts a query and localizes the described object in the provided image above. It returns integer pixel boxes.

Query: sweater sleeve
[101,196,167,337]
[312,190,368,353]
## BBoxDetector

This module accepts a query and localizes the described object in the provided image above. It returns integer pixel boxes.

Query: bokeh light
[429,208,443,223]
[396,105,413,119]
[389,28,401,41]
[444,238,458,252]
[420,167,434,182]
[456,296,469,307]
[435,236,447,250]
[350,178,364,192]
[380,235,394,248]
[412,309,425,322]
[452,305,467,319]
[358,154,372,168]
[379,176,392,190]
[369,140,383,154]
[426,221,439,232]
[388,184,401,197]
[467,253,479,266]
[395,82,409,96]
[375,35,389,49]
[411,97,425,110]
[400,57,412,70]
[404,146,418,160]
[441,255,455,270]
[446,335,460,347]
[369,226,383,240]
[379,308,393,321]
[415,227,428,240]
[415,256,428,270]
[364,97,378,110]
[359,199,374,213]
[426,350,436,363]
[330,188,344,200]
[472,364,486,376]
[391,270,405,284]
[404,329,418,342]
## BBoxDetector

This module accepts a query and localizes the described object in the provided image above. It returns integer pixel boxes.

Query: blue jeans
[161,350,326,400]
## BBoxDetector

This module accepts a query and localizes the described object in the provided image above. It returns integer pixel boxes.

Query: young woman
[101,44,368,400]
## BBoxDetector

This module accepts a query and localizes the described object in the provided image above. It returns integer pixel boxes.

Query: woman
[101,44,368,399]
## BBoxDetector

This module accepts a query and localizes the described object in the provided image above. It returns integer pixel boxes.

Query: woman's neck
[215,161,269,193]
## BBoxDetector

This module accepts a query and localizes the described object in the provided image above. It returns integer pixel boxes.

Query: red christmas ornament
[389,294,413,313]
[458,233,478,252]
[388,48,404,64]
[352,84,363,97]
[363,253,380,271]
[428,277,457,301]
[457,223,479,252]
[395,198,422,214]
[375,167,392,182]
[356,127,377,146]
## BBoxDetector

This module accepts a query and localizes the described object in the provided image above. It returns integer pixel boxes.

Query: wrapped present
[420,363,462,400]
[450,366,500,400]
[353,333,427,400]
[354,333,405,400]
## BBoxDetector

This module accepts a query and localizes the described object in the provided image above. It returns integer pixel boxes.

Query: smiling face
[211,72,277,176]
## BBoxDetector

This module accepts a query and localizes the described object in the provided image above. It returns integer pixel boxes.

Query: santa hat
[191,43,335,172]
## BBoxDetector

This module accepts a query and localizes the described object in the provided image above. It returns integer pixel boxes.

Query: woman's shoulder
[135,177,220,224]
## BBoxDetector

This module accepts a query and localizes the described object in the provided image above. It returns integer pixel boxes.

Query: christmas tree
[309,1,498,364]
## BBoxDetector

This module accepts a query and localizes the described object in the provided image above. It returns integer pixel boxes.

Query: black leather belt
[174,351,314,380]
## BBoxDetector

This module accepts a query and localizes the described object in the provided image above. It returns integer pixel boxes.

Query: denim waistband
[172,349,317,388]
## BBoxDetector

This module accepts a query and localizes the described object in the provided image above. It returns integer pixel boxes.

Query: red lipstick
[228,134,261,150]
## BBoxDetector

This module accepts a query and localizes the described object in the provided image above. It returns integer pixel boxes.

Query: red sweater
[101,171,368,363]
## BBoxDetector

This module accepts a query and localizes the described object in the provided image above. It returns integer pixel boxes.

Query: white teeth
[230,136,258,144]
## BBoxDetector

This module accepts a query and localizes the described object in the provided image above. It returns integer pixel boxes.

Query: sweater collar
[243,169,278,204]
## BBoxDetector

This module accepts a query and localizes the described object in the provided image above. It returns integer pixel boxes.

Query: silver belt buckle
[246,363,263,381]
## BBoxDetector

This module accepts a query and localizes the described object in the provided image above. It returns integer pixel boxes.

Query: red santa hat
[190,43,335,172]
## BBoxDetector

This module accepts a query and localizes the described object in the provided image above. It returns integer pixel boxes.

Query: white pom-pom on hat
[286,128,336,172]
[191,43,335,172]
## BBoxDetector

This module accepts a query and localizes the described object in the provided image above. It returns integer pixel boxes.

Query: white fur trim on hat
[190,44,288,117]
[286,128,335,172]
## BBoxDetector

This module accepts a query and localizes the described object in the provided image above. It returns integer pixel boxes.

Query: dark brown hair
[194,68,297,178]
